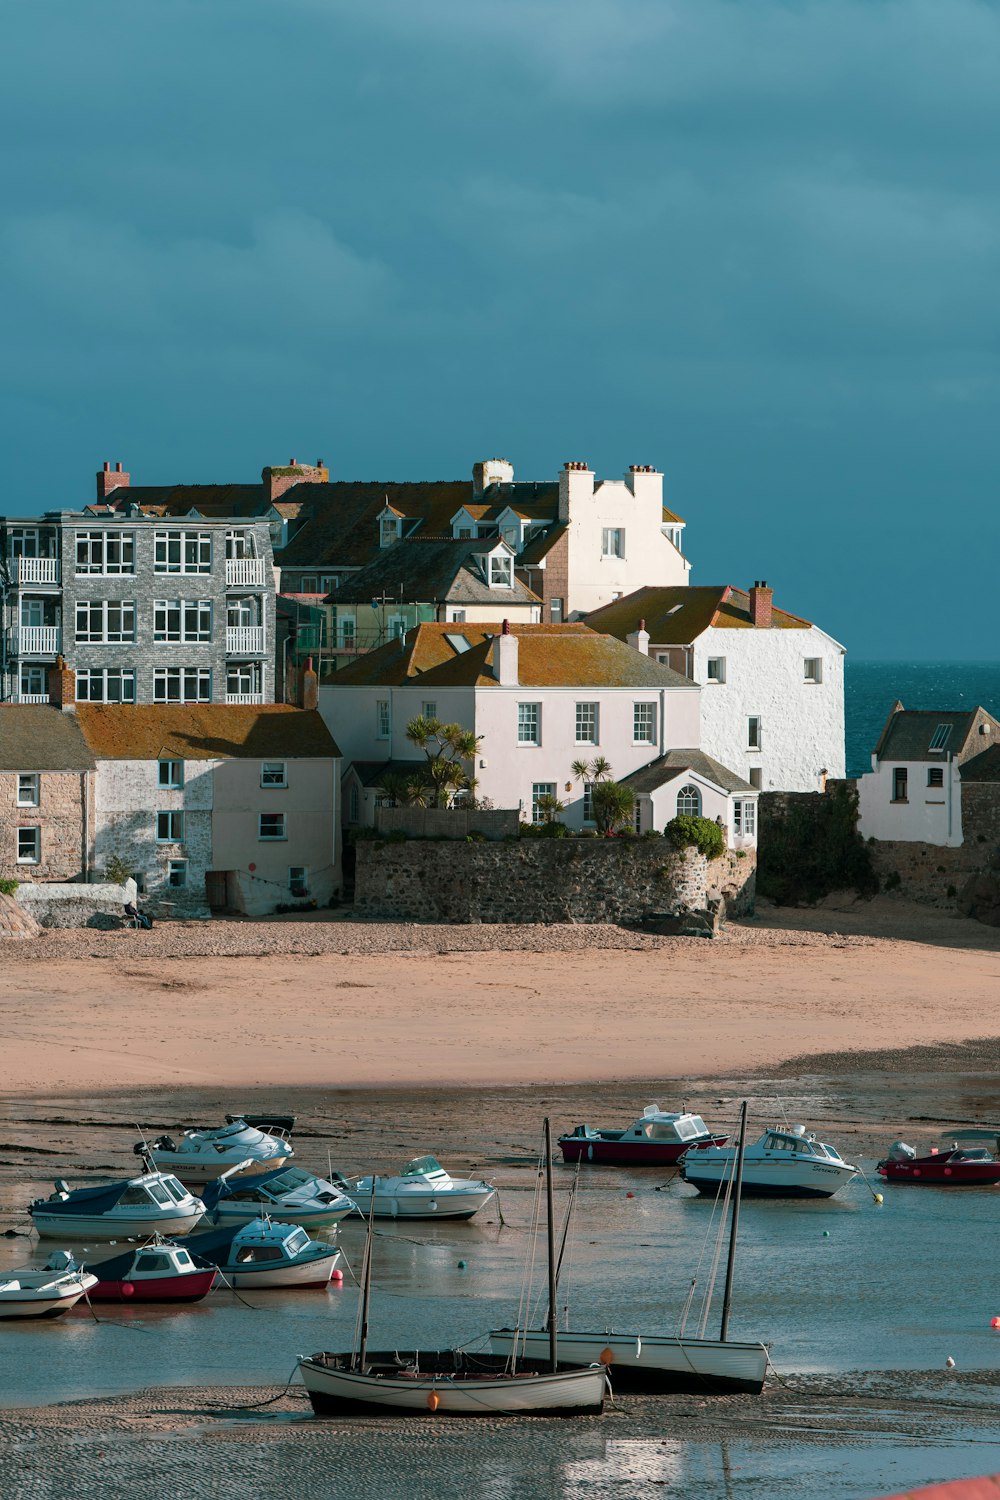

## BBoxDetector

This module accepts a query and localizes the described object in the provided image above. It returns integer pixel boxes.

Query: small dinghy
[30,1172,206,1240]
[83,1238,218,1302]
[179,1218,340,1289]
[0,1252,97,1319]
[200,1165,355,1231]
[878,1132,1000,1186]
[680,1124,857,1199]
[135,1117,294,1184]
[559,1105,726,1166]
[332,1156,494,1220]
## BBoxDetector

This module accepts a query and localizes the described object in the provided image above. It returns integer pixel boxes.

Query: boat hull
[559,1135,726,1167]
[878,1160,1000,1186]
[216,1252,339,1290]
[299,1351,606,1416]
[87,1269,218,1303]
[0,1289,90,1319]
[149,1154,291,1185]
[347,1189,493,1221]
[488,1328,768,1394]
[681,1162,856,1199]
[210,1203,352,1230]
[31,1209,206,1240]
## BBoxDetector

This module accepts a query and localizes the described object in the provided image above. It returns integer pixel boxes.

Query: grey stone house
[0,704,95,881]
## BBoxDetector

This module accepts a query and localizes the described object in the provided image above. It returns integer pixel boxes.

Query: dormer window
[489,553,512,588]
[380,514,401,548]
[501,523,520,552]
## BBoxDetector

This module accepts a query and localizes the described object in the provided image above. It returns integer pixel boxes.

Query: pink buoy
[991,1317,1000,1329]
[121,1282,134,1297]
[944,1168,952,1176]
[331,1269,343,1283]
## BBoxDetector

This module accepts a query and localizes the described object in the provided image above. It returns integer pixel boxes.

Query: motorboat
[134,1117,294,1184]
[491,1101,770,1395]
[680,1124,858,1199]
[178,1218,340,1289]
[877,1131,1000,1186]
[559,1106,727,1166]
[0,1253,98,1319]
[332,1156,494,1220]
[30,1172,206,1240]
[200,1165,355,1230]
[83,1238,218,1302]
[298,1120,607,1418]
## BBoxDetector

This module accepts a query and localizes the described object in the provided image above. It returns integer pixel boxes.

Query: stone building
[0,704,95,881]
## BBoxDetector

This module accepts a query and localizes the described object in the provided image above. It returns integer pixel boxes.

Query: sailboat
[489,1101,770,1394]
[297,1120,608,1417]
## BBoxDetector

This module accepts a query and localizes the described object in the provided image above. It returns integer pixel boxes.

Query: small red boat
[559,1105,727,1167]
[84,1239,218,1302]
[878,1131,1000,1187]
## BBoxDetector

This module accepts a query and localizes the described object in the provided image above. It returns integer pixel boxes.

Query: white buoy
[945,1356,956,1369]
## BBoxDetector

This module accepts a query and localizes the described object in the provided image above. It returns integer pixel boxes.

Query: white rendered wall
[93,757,215,899]
[644,777,758,848]
[565,475,689,618]
[685,624,846,792]
[856,759,962,846]
[213,757,340,914]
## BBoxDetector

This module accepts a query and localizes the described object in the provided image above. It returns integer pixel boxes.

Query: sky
[2,0,998,659]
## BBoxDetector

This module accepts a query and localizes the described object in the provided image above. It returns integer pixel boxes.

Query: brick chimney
[558,461,594,523]
[97,461,130,502]
[49,655,76,713]
[493,618,519,686]
[749,580,773,629]
[472,458,515,496]
[263,458,330,503]
[301,656,318,711]
[626,618,650,656]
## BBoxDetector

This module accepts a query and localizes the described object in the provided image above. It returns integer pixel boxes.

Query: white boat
[333,1156,494,1220]
[680,1124,858,1199]
[135,1118,293,1184]
[0,1253,98,1319]
[30,1172,206,1240]
[200,1165,355,1230]
[179,1218,340,1289]
[491,1101,771,1395]
[298,1120,607,1418]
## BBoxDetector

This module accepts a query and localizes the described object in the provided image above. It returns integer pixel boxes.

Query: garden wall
[354,839,755,925]
[373,808,519,840]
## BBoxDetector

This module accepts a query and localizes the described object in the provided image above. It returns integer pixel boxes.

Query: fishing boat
[83,1238,218,1302]
[877,1131,1000,1186]
[491,1101,770,1394]
[0,1253,98,1319]
[679,1123,857,1199]
[558,1106,727,1166]
[30,1172,206,1240]
[298,1121,608,1418]
[200,1165,355,1230]
[134,1117,294,1184]
[178,1218,340,1289]
[332,1156,494,1220]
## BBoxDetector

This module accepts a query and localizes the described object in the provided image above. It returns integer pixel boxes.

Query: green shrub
[641,828,664,840]
[665,814,725,860]
[347,826,383,846]
[883,870,901,891]
[465,830,487,843]
[520,820,569,839]
[104,853,134,885]
[577,827,597,838]
[0,877,19,897]
[757,784,878,905]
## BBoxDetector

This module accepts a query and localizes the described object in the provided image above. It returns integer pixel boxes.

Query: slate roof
[347,759,427,788]
[621,749,755,796]
[874,707,1000,764]
[517,521,568,566]
[76,705,340,761]
[327,622,697,691]
[0,706,96,771]
[327,537,540,607]
[959,744,1000,782]
[112,484,271,518]
[585,586,812,644]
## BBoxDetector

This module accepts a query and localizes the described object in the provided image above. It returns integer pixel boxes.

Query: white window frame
[259,812,287,841]
[17,826,40,864]
[601,527,625,559]
[154,667,212,703]
[75,600,136,644]
[225,529,256,560]
[75,530,135,575]
[489,553,513,588]
[550,597,564,623]
[376,700,391,739]
[76,668,136,703]
[575,702,599,745]
[734,798,756,837]
[17,773,39,807]
[156,810,184,843]
[517,702,541,746]
[804,657,823,684]
[154,599,213,643]
[748,716,762,750]
[19,665,47,697]
[154,530,213,574]
[676,784,701,817]
[531,782,556,823]
[226,663,261,697]
[706,657,726,684]
[158,760,184,789]
[337,615,357,648]
[379,516,401,547]
[633,702,657,745]
[261,762,287,788]
[387,614,407,640]
[422,702,438,721]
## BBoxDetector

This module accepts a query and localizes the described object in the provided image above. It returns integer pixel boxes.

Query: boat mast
[355,1188,377,1372]
[719,1099,748,1344]
[545,1117,558,1374]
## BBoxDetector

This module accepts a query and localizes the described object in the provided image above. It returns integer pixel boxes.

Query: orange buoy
[599,1347,615,1365]
[427,1390,440,1411]
[121,1282,134,1297]
[991,1317,1000,1329]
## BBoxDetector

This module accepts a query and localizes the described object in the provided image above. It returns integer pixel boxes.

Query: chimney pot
[639,618,645,631]
[749,580,774,629]
[115,461,122,472]
[290,457,297,466]
[103,461,110,471]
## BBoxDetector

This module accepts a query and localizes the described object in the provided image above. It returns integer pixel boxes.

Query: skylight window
[929,724,953,751]
[444,632,472,654]
[665,604,683,616]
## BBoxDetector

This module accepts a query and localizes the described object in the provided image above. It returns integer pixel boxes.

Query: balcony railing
[15,557,60,585]
[226,558,267,588]
[226,625,266,655]
[7,626,61,656]
[15,692,50,703]
[226,692,265,704]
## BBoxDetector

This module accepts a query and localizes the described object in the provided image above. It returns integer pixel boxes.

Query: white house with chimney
[320,621,757,842]
[856,704,1000,847]
[586,582,845,793]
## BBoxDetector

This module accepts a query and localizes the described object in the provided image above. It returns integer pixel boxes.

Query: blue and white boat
[680,1124,857,1199]
[29,1172,206,1240]
[135,1117,294,1184]
[200,1166,355,1231]
[179,1218,340,1289]
[332,1156,495,1220]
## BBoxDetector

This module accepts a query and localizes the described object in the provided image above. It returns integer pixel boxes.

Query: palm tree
[534,792,566,825]
[405,716,483,809]
[590,780,636,835]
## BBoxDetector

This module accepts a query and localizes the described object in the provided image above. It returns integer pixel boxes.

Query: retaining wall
[373,808,520,840]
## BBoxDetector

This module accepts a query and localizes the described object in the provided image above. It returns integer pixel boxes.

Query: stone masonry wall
[0,770,88,882]
[355,839,755,924]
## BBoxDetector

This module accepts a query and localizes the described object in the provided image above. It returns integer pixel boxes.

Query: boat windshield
[285,1229,310,1255]
[146,1183,173,1206]
[161,1177,189,1203]
[135,1253,171,1272]
[173,1249,192,1267]
[672,1116,708,1141]
[266,1168,310,1192]
[403,1156,444,1177]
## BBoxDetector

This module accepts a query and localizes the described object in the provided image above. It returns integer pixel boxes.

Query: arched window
[676,784,701,817]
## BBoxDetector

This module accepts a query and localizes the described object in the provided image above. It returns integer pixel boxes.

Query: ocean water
[846,661,1000,778]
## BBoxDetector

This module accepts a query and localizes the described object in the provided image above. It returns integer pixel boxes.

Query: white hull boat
[137,1118,293,1184]
[334,1156,494,1220]
[488,1328,768,1394]
[0,1257,98,1319]
[30,1172,206,1240]
[200,1165,355,1230]
[298,1350,607,1416]
[680,1124,857,1199]
[180,1217,340,1289]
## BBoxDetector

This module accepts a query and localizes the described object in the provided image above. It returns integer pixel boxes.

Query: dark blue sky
[3,1,998,657]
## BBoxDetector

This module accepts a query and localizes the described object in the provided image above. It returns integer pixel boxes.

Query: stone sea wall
[354,839,755,925]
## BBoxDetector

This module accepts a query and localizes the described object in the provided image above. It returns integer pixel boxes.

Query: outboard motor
[888,1141,916,1162]
[52,1179,70,1200]
[45,1249,76,1272]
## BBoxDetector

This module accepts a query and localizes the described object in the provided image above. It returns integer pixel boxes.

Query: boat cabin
[232,1222,312,1263]
[758,1130,844,1162]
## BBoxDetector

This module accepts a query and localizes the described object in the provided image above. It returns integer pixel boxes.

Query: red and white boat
[84,1238,218,1302]
[878,1131,1000,1186]
[559,1105,726,1166]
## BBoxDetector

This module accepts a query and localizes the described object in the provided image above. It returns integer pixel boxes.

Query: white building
[321,620,755,842]
[586,582,845,793]
[856,704,1000,847]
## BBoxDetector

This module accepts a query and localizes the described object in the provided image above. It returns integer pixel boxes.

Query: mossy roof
[76,705,340,760]
[585,585,812,643]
